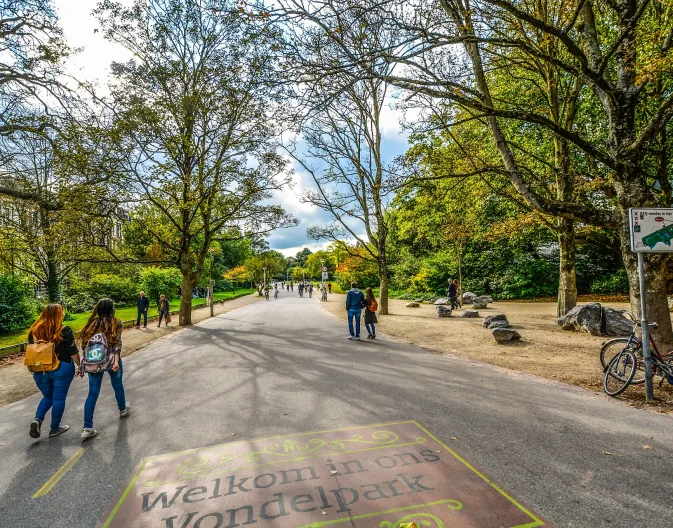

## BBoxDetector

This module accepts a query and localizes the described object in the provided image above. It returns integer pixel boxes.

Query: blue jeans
[84,360,126,429]
[348,309,362,337]
[366,323,376,336]
[33,361,76,431]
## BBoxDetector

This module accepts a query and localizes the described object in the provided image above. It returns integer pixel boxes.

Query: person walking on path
[308,283,313,298]
[345,282,366,340]
[364,287,379,340]
[79,299,130,441]
[136,291,149,328]
[27,304,80,439]
[328,282,332,294]
[157,295,171,327]
[448,279,458,310]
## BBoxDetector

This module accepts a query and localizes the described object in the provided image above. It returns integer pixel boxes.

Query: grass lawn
[0,289,254,351]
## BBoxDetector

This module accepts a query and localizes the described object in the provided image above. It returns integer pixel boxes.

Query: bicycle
[274,290,278,299]
[602,311,673,396]
[264,289,269,301]
[321,289,328,302]
[600,311,661,385]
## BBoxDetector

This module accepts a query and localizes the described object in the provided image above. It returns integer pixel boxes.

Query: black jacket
[28,326,78,363]
[137,295,150,311]
[448,283,457,297]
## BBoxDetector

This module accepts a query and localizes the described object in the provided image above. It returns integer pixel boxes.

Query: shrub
[140,267,182,306]
[62,289,97,314]
[88,274,138,306]
[0,274,37,334]
[590,269,629,295]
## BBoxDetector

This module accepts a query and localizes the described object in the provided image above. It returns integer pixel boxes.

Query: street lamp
[263,266,267,291]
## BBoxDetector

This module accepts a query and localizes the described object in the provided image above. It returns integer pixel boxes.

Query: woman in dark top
[157,294,170,327]
[364,287,379,340]
[28,304,80,439]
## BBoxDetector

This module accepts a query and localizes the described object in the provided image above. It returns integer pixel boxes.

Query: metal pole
[637,252,654,401]
[209,252,214,317]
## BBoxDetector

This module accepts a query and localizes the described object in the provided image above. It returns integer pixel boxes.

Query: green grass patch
[0,289,254,353]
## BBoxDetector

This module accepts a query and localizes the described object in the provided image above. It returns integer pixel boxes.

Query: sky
[53,0,412,257]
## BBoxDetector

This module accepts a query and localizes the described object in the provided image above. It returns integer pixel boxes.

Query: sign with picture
[629,208,673,252]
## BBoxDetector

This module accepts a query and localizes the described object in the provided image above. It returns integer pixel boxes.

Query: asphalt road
[1,288,672,528]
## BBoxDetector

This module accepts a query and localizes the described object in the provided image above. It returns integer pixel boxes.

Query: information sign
[629,208,673,252]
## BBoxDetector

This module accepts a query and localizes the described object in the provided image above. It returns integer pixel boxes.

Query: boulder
[602,307,633,336]
[483,314,508,328]
[414,298,424,303]
[434,297,449,305]
[472,300,488,309]
[474,295,493,304]
[436,305,452,318]
[461,309,480,318]
[556,302,603,336]
[462,291,477,302]
[406,302,421,308]
[488,321,511,329]
[492,328,521,343]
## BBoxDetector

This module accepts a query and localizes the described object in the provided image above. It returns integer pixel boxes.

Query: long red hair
[28,304,65,344]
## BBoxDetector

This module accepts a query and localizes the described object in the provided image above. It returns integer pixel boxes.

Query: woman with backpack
[27,304,80,439]
[78,299,130,441]
[364,287,379,340]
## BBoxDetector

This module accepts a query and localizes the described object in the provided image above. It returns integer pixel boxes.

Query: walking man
[345,282,365,340]
[136,291,149,329]
[328,282,332,294]
[448,279,458,310]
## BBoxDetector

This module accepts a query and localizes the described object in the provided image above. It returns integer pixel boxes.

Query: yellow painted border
[412,421,545,528]
[99,420,547,527]
[33,448,86,498]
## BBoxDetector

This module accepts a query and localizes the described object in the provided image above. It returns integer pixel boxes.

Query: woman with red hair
[27,304,80,439]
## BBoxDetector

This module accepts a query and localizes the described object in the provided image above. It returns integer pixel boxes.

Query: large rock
[492,328,521,343]
[602,307,633,336]
[473,295,493,304]
[472,300,488,309]
[434,298,449,305]
[436,305,452,318]
[462,291,476,303]
[488,321,511,329]
[483,314,508,328]
[406,302,421,308]
[461,309,480,318]
[556,302,603,336]
[414,298,424,303]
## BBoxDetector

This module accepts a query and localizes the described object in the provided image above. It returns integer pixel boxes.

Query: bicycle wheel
[600,338,645,384]
[604,350,637,396]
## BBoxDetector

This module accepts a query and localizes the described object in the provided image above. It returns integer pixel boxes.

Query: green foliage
[140,267,183,306]
[63,274,139,313]
[590,269,630,295]
[0,274,37,334]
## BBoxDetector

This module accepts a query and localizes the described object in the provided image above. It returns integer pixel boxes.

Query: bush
[590,269,630,295]
[0,274,37,334]
[62,289,97,314]
[63,274,139,313]
[140,267,183,306]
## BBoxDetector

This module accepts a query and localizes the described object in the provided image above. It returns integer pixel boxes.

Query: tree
[306,250,334,279]
[294,248,312,267]
[95,0,296,325]
[276,0,673,342]
[243,251,287,285]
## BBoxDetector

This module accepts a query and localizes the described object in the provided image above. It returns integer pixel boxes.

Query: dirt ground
[0,294,263,408]
[320,294,673,413]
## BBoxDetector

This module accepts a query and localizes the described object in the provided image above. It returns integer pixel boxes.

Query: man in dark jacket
[136,291,150,328]
[448,279,458,310]
[345,282,365,340]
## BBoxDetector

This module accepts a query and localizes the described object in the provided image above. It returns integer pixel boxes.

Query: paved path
[1,288,672,527]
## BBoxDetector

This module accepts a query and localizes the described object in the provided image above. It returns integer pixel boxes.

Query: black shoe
[30,420,41,438]
[49,425,70,438]
[372,335,376,340]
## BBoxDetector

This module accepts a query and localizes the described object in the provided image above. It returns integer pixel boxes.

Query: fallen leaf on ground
[451,437,458,441]
[231,433,236,436]
[331,470,338,475]
[602,451,613,455]
[322,511,327,516]
[643,445,652,449]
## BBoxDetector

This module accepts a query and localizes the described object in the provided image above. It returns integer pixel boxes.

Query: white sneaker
[119,402,131,418]
[353,337,361,341]
[347,335,354,340]
[81,428,97,440]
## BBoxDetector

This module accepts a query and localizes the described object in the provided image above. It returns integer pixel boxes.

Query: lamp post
[208,249,214,317]
[263,266,267,291]
[320,259,326,290]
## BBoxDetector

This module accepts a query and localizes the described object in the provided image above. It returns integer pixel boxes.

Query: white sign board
[629,208,673,252]
[321,266,328,272]
[322,271,329,280]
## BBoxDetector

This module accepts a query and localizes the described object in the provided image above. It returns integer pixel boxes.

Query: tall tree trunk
[557,217,577,317]
[379,258,389,315]
[45,254,60,303]
[179,275,196,326]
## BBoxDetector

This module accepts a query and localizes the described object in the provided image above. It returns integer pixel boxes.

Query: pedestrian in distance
[136,291,149,328]
[308,283,313,298]
[26,304,80,439]
[345,282,366,340]
[79,299,130,441]
[364,288,378,340]
[157,294,171,327]
[328,282,332,294]
[448,279,458,310]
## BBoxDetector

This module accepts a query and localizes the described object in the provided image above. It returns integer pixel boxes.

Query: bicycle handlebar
[620,310,658,329]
